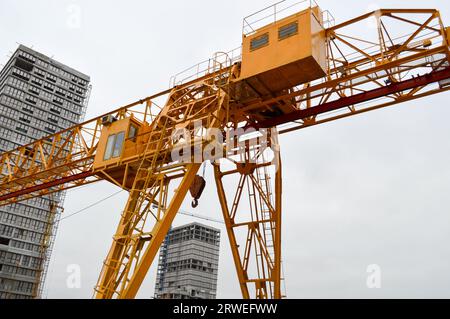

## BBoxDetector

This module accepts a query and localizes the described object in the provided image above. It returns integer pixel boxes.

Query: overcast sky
[1,0,450,299]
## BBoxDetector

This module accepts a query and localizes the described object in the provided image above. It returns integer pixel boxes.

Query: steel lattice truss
[0,8,449,299]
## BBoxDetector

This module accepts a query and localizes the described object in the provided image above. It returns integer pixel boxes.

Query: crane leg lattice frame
[214,140,282,299]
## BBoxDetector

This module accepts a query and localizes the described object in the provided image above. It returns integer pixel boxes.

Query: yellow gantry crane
[1,0,450,299]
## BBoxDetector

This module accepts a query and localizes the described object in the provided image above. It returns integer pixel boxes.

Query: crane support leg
[93,62,232,298]
[94,163,200,299]
[214,141,283,299]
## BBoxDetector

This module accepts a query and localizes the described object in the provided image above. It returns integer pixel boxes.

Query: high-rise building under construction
[154,222,220,299]
[0,45,90,299]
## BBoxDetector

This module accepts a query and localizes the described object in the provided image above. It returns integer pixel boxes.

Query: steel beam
[256,68,450,128]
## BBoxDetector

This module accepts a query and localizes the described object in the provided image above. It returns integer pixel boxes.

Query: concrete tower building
[155,222,220,299]
[0,45,90,299]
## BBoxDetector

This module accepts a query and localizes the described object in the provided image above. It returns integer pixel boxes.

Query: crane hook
[189,174,206,209]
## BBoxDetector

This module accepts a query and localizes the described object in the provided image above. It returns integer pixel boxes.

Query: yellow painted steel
[93,116,143,169]
[0,5,450,299]
[214,142,283,299]
[240,7,326,93]
[94,62,233,298]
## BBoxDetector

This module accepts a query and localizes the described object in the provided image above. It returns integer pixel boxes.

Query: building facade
[0,45,90,299]
[155,222,220,299]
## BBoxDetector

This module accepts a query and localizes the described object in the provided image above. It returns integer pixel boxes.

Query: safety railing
[242,0,334,36]
[169,46,241,88]
[322,9,335,29]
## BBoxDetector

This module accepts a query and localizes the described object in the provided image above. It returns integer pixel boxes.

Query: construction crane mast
[0,0,449,299]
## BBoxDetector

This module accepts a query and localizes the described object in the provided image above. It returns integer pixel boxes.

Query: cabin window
[250,33,269,51]
[128,124,138,141]
[104,131,125,160]
[279,22,298,40]
[104,135,115,160]
[112,132,125,158]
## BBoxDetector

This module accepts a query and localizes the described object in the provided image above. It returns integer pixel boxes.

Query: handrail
[243,0,318,36]
[169,47,241,87]
[242,0,334,36]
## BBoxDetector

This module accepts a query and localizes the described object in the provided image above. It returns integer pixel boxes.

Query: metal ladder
[255,162,287,298]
